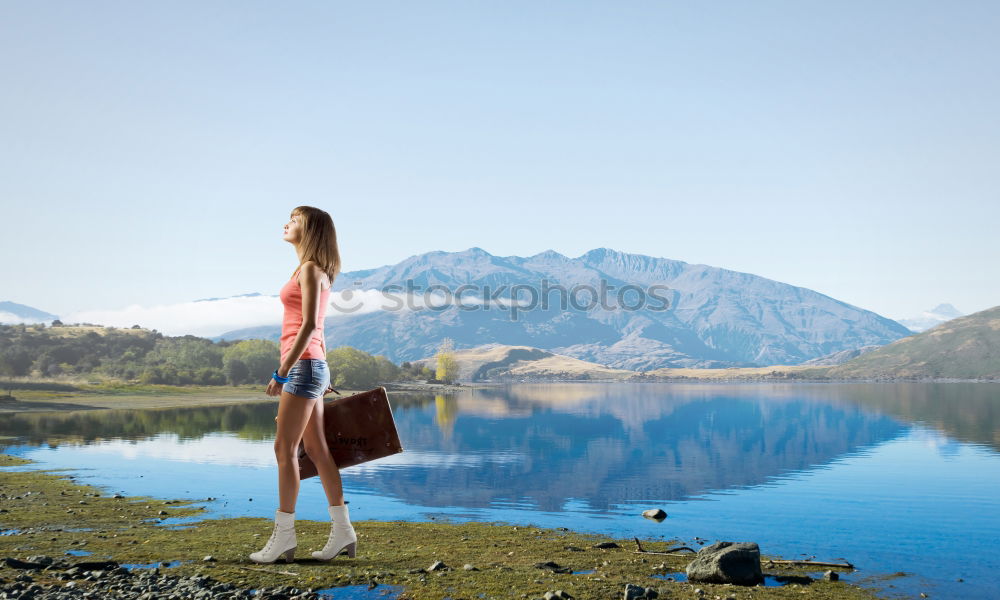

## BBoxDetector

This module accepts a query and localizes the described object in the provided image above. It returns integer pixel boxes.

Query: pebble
[623,582,658,599]
[641,508,667,520]
[533,561,572,574]
[427,559,449,571]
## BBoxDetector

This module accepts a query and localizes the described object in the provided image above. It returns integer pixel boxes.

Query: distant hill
[802,344,881,366]
[825,305,1000,380]
[413,343,634,382]
[896,303,965,333]
[220,247,911,369]
[413,317,1000,381]
[638,364,817,381]
[0,301,59,324]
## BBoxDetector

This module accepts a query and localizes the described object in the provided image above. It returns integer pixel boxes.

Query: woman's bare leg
[301,396,346,506]
[274,390,317,513]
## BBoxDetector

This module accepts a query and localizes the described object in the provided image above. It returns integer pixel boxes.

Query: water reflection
[4,384,999,504]
[0,383,924,510]
[2,382,1000,600]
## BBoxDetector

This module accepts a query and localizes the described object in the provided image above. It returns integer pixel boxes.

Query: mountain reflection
[3,383,997,511]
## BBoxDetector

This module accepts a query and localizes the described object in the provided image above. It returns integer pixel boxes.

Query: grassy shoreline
[0,380,478,414]
[0,453,891,600]
[4,377,997,417]
[5,376,999,420]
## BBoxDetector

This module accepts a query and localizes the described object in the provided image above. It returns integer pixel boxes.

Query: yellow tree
[435,338,459,384]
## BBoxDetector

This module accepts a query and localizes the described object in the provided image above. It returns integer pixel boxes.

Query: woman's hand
[265,365,291,398]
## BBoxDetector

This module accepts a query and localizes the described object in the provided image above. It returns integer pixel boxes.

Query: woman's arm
[277,261,326,376]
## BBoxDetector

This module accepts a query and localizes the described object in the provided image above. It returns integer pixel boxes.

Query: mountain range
[5,248,945,370]
[219,247,910,369]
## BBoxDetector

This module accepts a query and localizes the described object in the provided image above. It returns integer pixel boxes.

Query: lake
[2,382,999,599]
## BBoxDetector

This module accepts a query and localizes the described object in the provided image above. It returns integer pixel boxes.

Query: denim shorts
[283,359,331,399]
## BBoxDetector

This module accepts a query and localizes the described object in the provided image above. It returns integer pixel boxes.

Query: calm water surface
[2,382,999,599]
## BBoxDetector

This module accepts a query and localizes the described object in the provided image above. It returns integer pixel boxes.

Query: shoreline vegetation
[2,374,997,415]
[0,381,481,414]
[3,323,999,411]
[0,453,892,600]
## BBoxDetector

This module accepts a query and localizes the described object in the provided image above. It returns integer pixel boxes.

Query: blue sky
[1,0,998,327]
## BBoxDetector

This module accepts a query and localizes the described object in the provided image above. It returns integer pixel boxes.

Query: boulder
[623,583,658,599]
[685,541,763,585]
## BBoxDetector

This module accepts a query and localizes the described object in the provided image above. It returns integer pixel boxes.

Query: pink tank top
[279,265,331,362]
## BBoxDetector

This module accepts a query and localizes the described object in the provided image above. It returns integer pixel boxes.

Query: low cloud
[0,311,47,325]
[12,287,532,339]
[62,295,285,338]
[57,289,442,338]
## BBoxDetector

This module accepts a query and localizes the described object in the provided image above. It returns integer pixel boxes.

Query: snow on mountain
[896,304,965,333]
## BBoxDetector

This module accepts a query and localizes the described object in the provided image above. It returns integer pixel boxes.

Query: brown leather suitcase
[296,386,404,479]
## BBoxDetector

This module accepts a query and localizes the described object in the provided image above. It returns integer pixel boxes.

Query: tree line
[0,322,458,391]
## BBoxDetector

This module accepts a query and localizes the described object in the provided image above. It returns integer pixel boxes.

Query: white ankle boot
[249,509,296,563]
[312,503,357,560]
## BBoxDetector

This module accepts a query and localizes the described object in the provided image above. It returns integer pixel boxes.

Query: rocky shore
[0,453,887,600]
[1,555,326,600]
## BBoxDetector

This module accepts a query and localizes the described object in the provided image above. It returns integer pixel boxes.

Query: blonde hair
[291,205,341,285]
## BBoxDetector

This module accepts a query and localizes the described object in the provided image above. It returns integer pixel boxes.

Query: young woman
[249,206,358,564]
